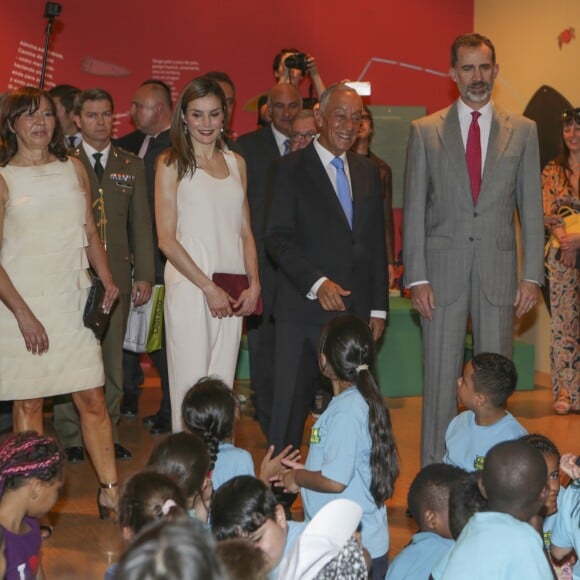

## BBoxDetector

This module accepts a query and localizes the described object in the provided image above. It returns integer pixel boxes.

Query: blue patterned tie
[330,156,353,228]
[283,138,290,155]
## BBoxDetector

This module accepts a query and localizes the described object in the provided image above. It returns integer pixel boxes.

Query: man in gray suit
[403,33,544,466]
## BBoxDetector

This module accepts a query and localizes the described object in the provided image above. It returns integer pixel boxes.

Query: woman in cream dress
[0,87,120,515]
[156,76,260,431]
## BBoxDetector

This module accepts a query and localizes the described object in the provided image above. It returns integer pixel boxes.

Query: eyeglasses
[561,108,580,126]
[290,131,317,142]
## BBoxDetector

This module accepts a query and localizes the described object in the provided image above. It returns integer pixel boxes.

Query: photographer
[273,48,326,108]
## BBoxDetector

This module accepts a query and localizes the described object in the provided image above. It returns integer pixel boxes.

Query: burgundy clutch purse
[212,273,263,315]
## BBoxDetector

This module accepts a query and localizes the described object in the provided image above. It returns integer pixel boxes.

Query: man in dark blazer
[265,83,388,452]
[115,80,173,435]
[403,33,544,467]
[53,88,155,463]
[237,83,302,437]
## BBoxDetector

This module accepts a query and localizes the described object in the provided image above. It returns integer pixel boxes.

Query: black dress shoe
[120,398,138,417]
[142,413,159,426]
[65,446,85,464]
[150,416,171,435]
[114,443,133,461]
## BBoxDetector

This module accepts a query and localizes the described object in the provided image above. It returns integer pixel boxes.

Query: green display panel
[368,105,426,208]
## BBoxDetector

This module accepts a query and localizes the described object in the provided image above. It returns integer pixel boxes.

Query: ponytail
[320,315,399,506]
[356,368,399,503]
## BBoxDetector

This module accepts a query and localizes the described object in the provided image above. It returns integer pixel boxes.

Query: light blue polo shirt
[551,482,580,580]
[443,410,527,471]
[302,386,388,558]
[386,532,454,580]
[211,442,255,490]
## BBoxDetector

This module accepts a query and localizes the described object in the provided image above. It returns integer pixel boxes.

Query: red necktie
[466,111,481,204]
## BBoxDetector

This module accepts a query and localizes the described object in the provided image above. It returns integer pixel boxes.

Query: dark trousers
[269,321,323,452]
[123,324,171,421]
[247,313,276,437]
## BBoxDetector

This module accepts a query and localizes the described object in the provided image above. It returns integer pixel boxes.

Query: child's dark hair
[471,352,518,407]
[407,463,466,527]
[216,538,269,580]
[319,314,399,504]
[521,433,561,462]
[181,376,237,470]
[483,440,547,516]
[147,432,210,501]
[448,472,488,539]
[0,431,64,496]
[210,476,277,540]
[113,519,224,580]
[118,471,187,535]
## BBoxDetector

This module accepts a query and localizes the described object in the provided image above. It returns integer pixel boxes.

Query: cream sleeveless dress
[0,159,105,400]
[164,150,245,431]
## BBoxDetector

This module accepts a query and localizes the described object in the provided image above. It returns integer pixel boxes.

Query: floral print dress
[541,161,580,410]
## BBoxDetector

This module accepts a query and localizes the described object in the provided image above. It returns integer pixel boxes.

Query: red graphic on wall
[557,27,575,49]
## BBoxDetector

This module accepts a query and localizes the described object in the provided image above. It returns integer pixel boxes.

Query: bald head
[131,82,173,136]
[482,440,547,520]
[267,83,302,136]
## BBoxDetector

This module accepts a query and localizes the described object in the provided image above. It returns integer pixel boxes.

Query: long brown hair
[0,86,67,166]
[165,76,226,180]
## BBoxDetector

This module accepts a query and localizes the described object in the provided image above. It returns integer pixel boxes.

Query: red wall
[3,0,472,136]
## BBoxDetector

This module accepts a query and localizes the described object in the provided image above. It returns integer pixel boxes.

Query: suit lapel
[76,147,100,195]
[304,143,352,231]
[481,108,512,187]
[347,151,365,233]
[438,103,472,198]
[264,125,282,160]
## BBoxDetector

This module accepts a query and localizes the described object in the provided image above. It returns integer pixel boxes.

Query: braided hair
[319,315,399,505]
[181,377,238,471]
[0,431,64,496]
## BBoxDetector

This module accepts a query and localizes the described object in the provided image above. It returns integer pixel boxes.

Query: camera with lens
[284,52,309,73]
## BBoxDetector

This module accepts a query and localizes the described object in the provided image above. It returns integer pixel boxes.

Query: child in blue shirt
[551,453,580,580]
[443,353,527,471]
[210,475,306,579]
[437,440,554,579]
[522,434,574,579]
[387,464,464,580]
[277,314,400,580]
[182,376,255,490]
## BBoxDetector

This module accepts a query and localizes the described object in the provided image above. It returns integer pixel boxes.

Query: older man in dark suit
[265,83,388,452]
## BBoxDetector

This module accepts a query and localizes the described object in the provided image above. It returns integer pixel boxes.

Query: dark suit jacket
[114,129,146,155]
[237,125,280,248]
[265,142,388,325]
[237,125,281,314]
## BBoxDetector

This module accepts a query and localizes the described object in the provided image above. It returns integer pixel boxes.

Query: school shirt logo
[473,456,485,470]
[310,427,321,444]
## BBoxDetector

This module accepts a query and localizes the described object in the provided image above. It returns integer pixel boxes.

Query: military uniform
[53,145,155,447]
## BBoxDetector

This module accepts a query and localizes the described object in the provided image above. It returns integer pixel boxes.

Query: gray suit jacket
[403,101,544,307]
